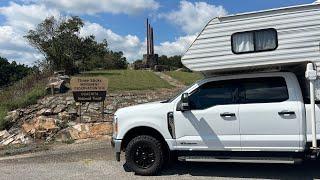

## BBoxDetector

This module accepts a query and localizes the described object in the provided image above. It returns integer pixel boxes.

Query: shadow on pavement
[161,161,320,179]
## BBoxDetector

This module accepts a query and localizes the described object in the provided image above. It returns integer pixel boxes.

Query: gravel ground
[0,140,320,180]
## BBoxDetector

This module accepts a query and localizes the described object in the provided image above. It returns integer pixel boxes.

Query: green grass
[165,71,203,85]
[0,74,47,130]
[81,70,173,91]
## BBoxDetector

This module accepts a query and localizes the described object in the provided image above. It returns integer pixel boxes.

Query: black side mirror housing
[178,93,190,111]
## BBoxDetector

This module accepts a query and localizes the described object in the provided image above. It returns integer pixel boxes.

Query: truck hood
[114,101,173,122]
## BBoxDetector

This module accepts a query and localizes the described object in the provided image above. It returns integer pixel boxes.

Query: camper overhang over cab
[182,2,320,75]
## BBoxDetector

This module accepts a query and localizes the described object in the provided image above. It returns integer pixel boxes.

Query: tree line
[0,57,34,87]
[133,55,187,70]
[25,16,128,75]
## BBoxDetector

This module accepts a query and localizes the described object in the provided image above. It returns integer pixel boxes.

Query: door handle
[220,112,236,117]
[278,111,295,116]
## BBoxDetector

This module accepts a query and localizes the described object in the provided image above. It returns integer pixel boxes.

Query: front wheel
[125,135,164,175]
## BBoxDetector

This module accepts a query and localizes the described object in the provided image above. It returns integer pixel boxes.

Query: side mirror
[178,93,190,111]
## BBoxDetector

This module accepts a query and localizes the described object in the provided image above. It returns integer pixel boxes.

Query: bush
[0,72,48,130]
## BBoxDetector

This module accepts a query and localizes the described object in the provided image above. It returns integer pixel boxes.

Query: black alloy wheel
[125,135,164,175]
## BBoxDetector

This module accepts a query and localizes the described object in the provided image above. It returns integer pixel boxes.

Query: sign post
[70,77,108,121]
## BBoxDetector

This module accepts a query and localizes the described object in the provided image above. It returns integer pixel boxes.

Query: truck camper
[112,2,320,175]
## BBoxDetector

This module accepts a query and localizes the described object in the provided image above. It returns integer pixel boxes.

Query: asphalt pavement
[0,140,319,180]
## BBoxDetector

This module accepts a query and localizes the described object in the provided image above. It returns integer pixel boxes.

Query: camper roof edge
[222,2,320,21]
[182,2,320,74]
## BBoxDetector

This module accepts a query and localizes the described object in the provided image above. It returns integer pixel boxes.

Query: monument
[143,19,158,69]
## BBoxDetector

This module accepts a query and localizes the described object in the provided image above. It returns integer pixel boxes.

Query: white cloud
[0,1,198,64]
[43,0,160,15]
[0,2,59,65]
[156,34,196,56]
[80,22,142,61]
[0,26,43,65]
[0,2,60,32]
[80,22,196,62]
[159,1,227,34]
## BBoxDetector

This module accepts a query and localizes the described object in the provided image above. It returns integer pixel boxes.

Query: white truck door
[173,79,241,151]
[239,76,302,151]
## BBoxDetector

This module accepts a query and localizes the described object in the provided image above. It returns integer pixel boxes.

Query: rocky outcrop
[0,88,180,147]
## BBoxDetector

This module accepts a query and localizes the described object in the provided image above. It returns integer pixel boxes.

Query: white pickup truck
[111,70,320,175]
[111,2,320,175]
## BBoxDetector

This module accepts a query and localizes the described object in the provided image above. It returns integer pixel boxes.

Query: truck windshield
[161,82,197,103]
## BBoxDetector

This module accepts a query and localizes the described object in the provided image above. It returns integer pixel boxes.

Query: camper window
[232,28,278,54]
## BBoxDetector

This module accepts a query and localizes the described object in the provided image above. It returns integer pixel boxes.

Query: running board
[178,156,302,164]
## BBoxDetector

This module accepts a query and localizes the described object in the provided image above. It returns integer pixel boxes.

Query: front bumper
[111,138,122,161]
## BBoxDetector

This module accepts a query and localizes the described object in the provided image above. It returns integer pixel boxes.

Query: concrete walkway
[153,72,185,89]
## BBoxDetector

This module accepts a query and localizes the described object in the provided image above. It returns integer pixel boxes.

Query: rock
[58,111,71,121]
[34,116,58,131]
[22,116,58,135]
[106,105,114,110]
[36,108,53,116]
[55,128,73,142]
[53,104,66,114]
[39,96,54,105]
[104,110,113,115]
[1,135,15,145]
[46,77,67,94]
[0,130,10,140]
[65,96,74,101]
[82,116,92,123]
[68,108,77,115]
[66,99,75,106]
[67,121,77,127]
[12,132,32,145]
[55,122,112,141]
[22,122,35,134]
[88,103,100,111]
[58,75,70,83]
[4,110,20,122]
[89,123,112,136]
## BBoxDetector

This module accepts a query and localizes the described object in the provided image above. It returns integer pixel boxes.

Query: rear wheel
[125,135,164,175]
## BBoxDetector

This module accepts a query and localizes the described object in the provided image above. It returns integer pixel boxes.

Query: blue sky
[0,0,315,65]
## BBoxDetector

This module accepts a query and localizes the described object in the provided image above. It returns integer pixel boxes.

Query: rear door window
[240,77,289,104]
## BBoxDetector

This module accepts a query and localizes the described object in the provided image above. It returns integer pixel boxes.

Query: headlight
[113,115,118,137]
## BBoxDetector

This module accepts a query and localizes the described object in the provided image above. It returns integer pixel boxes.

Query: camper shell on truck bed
[182,3,320,74]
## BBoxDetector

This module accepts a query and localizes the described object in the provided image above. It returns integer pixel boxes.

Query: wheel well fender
[121,126,169,153]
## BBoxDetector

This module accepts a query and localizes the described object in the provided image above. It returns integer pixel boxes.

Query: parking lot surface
[0,140,319,180]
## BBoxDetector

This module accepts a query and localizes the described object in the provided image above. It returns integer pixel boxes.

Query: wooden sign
[70,77,108,102]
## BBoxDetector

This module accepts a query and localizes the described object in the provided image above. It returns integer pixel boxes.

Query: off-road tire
[125,135,164,175]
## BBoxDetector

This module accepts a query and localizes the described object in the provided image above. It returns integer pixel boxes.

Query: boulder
[82,116,92,123]
[22,122,35,134]
[33,116,58,131]
[1,135,15,146]
[55,122,112,141]
[22,116,58,135]
[46,77,68,94]
[4,110,20,122]
[58,111,71,121]
[36,108,53,116]
[0,130,10,140]
[11,132,32,145]
[53,104,66,114]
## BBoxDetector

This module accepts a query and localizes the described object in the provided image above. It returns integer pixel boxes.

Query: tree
[25,16,128,74]
[25,16,83,74]
[158,55,184,69]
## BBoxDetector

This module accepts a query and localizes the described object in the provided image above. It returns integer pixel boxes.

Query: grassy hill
[165,71,203,85]
[0,74,47,129]
[81,70,173,91]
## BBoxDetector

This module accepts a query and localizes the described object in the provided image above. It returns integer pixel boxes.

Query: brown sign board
[70,77,108,102]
